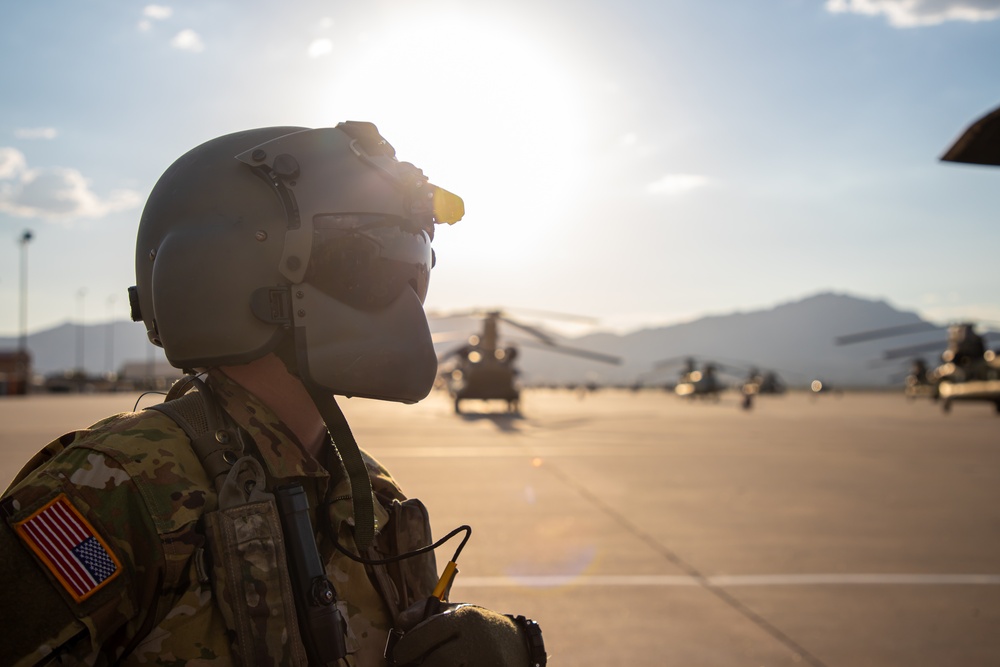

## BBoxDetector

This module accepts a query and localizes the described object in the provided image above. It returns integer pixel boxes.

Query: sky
[1,0,998,340]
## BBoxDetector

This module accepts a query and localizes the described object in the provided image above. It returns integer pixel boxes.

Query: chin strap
[305,384,376,550]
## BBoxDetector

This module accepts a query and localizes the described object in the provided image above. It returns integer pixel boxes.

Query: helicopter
[637,356,746,401]
[932,103,1000,412]
[902,357,937,400]
[831,104,1000,413]
[920,323,1000,413]
[836,321,1000,413]
[740,366,787,409]
[435,309,621,414]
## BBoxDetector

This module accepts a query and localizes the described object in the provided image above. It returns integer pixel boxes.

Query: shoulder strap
[151,379,313,666]
[147,376,242,492]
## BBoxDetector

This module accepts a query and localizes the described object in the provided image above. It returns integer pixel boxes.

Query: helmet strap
[304,383,376,550]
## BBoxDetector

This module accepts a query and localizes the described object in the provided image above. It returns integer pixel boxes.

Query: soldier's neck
[219,354,328,459]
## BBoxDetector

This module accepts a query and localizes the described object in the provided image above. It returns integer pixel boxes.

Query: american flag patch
[15,494,121,602]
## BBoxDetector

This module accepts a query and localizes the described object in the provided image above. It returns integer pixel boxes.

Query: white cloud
[171,29,204,52]
[825,0,1000,27]
[646,173,711,195]
[0,148,28,178]
[319,17,334,29]
[139,5,172,31]
[308,38,333,58]
[0,150,142,221]
[144,5,173,20]
[14,127,58,140]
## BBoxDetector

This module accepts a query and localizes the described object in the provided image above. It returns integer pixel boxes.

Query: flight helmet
[130,122,463,403]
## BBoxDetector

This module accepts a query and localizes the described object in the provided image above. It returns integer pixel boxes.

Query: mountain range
[0,292,954,388]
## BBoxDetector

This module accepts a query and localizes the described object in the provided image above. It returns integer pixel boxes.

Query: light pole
[76,288,87,377]
[106,294,117,379]
[18,230,32,353]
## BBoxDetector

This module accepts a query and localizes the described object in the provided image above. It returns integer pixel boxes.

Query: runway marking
[454,573,1000,588]
[374,446,659,458]
[376,446,531,458]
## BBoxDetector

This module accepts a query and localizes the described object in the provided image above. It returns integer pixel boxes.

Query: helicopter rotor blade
[431,330,472,344]
[498,316,558,346]
[887,370,910,385]
[428,309,484,321]
[651,355,698,370]
[835,322,942,345]
[867,356,912,369]
[713,362,749,376]
[516,338,622,365]
[499,307,601,324]
[941,104,1000,166]
[882,340,949,360]
[437,343,470,363]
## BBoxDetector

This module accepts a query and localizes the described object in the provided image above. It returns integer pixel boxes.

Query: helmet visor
[305,214,432,310]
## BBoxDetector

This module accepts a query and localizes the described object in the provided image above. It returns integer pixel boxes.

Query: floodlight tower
[18,230,33,353]
[76,287,87,376]
[106,294,117,378]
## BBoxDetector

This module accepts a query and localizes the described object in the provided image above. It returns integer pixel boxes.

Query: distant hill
[429,292,946,388]
[0,321,167,378]
[0,291,950,387]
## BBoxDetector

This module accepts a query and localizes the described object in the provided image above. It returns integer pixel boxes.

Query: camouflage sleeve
[0,519,89,665]
[0,411,212,666]
[361,448,408,506]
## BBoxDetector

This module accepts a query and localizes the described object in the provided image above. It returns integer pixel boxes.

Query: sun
[310,12,591,261]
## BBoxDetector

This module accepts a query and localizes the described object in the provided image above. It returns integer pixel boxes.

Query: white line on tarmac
[375,446,647,458]
[454,574,1000,588]
[376,446,529,458]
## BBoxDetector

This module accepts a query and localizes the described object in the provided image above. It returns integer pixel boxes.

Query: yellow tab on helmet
[432,186,464,225]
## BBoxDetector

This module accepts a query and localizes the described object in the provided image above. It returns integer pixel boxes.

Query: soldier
[0,123,546,666]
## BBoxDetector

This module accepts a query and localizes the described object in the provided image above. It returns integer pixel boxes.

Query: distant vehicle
[437,309,621,414]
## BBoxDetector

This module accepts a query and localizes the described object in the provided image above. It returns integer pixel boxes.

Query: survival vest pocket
[369,497,439,619]
[204,456,308,667]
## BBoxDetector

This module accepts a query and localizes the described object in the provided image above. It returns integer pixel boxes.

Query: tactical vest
[148,377,438,666]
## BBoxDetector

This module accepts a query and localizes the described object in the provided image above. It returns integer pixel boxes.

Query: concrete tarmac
[2,387,998,666]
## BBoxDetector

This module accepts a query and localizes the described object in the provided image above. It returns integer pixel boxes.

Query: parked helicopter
[435,309,621,414]
[740,367,787,409]
[832,105,1000,413]
[836,321,1000,413]
[637,356,745,400]
[902,357,938,400]
[930,103,1000,412]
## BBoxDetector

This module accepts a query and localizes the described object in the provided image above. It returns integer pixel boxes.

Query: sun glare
[316,13,590,260]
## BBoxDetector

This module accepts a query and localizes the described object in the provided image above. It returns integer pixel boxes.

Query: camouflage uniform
[0,370,437,666]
